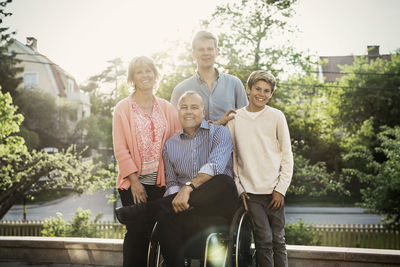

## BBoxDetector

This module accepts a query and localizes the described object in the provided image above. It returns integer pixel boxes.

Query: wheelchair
[147,206,257,267]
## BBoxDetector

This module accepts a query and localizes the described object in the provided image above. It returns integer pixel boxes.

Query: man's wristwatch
[185,181,196,191]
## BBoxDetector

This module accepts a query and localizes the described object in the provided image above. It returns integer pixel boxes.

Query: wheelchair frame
[147,206,257,267]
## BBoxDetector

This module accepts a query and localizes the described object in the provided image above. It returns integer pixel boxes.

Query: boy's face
[192,38,218,70]
[246,80,273,112]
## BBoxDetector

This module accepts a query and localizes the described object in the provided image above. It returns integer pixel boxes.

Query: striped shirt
[162,120,233,196]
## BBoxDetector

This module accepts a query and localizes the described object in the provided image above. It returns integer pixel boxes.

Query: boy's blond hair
[191,31,218,50]
[247,70,276,92]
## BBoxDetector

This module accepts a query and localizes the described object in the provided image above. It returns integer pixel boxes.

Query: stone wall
[0,236,399,266]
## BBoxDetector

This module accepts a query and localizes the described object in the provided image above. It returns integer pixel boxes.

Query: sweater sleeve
[227,119,245,196]
[274,111,293,196]
[112,105,138,179]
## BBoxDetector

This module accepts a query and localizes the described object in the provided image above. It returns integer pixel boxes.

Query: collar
[179,120,210,137]
[195,68,221,82]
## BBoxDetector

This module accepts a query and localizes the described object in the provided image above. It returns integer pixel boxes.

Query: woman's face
[132,64,156,92]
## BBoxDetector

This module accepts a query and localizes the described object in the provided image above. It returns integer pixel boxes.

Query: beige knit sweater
[226,106,293,196]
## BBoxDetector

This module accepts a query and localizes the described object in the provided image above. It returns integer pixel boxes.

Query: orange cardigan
[112,95,181,190]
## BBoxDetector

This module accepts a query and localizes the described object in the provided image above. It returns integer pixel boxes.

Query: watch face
[185,182,195,190]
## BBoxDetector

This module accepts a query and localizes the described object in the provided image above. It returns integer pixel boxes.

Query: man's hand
[129,173,148,204]
[267,190,284,210]
[212,109,237,125]
[240,192,250,211]
[172,186,192,213]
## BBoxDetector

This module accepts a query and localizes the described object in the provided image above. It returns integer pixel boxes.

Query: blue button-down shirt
[163,120,233,196]
[171,69,249,122]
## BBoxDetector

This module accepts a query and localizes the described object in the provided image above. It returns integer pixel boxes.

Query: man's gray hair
[177,91,204,108]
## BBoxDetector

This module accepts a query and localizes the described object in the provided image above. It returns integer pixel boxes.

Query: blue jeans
[247,193,288,267]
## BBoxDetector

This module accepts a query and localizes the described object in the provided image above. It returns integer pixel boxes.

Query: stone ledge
[288,245,400,266]
[0,237,123,266]
[1,237,400,266]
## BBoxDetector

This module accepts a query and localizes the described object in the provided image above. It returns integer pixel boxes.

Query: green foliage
[41,213,69,237]
[79,59,129,152]
[14,90,77,150]
[334,54,400,133]
[359,126,400,230]
[0,90,26,191]
[273,75,342,170]
[153,43,196,101]
[287,141,348,197]
[285,219,322,246]
[0,89,112,219]
[73,115,112,150]
[210,0,311,80]
[341,124,400,229]
[41,208,103,238]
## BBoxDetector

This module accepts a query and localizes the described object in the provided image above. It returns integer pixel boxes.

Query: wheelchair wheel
[228,207,257,267]
[147,222,164,267]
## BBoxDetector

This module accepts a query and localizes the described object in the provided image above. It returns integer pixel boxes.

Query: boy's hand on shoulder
[211,109,237,126]
[268,190,284,210]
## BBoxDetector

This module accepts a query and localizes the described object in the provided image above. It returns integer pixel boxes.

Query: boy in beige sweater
[226,70,293,267]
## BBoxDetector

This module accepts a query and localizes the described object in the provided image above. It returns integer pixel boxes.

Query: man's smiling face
[178,93,205,136]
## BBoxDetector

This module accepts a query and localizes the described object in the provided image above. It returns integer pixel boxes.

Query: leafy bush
[285,219,322,246]
[41,213,68,237]
[41,208,103,238]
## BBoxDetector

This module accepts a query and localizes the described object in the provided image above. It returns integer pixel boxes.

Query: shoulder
[267,106,285,117]
[114,97,131,115]
[221,73,243,85]
[155,97,174,109]
[227,107,246,124]
[174,75,196,90]
[210,123,231,139]
[164,132,181,147]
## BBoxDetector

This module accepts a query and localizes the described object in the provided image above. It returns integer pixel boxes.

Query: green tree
[287,141,348,198]
[79,59,129,154]
[0,0,23,98]
[210,0,311,81]
[343,126,400,229]
[153,42,196,101]
[14,90,77,150]
[0,90,108,219]
[333,54,400,133]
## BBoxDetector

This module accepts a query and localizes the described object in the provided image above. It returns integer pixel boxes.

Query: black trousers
[150,174,238,267]
[119,184,165,267]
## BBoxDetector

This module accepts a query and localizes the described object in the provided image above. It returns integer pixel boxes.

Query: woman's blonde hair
[127,56,160,92]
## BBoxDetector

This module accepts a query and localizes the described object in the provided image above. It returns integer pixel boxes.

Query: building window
[24,73,38,89]
[67,78,74,95]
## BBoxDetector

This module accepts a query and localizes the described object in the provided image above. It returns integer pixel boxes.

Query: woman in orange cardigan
[113,56,180,267]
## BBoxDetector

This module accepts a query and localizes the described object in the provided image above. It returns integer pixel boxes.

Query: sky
[4,0,400,84]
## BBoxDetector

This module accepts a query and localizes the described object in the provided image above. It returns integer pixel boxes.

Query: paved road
[3,190,121,222]
[2,190,384,224]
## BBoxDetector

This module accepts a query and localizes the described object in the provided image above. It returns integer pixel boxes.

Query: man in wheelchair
[157,91,238,267]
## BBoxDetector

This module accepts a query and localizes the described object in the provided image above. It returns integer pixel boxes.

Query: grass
[23,189,74,204]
